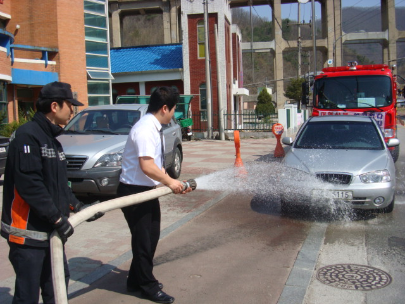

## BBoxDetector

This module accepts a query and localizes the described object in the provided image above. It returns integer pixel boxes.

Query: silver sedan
[281,115,399,213]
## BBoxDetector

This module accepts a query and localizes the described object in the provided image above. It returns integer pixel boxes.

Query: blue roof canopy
[110,44,183,73]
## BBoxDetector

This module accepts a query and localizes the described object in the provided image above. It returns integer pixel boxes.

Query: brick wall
[0,51,11,78]
[187,14,219,125]
[0,0,11,16]
[55,0,87,107]
[7,0,88,114]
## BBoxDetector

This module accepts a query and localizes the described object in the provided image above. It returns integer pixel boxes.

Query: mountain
[231,6,405,91]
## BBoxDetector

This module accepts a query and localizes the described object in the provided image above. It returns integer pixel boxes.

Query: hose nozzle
[182,179,197,191]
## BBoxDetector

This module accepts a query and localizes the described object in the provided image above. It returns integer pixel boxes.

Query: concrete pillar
[111,9,122,48]
[272,0,285,109]
[170,0,179,43]
[323,0,341,67]
[381,0,397,65]
[139,82,146,95]
[333,0,343,66]
[162,2,171,44]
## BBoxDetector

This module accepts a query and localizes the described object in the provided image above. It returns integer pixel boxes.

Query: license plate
[187,132,192,136]
[0,147,6,153]
[312,190,353,200]
[332,190,353,200]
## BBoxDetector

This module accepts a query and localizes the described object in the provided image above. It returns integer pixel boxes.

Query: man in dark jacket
[1,81,101,303]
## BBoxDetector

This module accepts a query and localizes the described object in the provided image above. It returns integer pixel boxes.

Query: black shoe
[146,290,174,304]
[127,283,164,292]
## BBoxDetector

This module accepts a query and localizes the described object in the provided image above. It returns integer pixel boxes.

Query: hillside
[231,6,405,92]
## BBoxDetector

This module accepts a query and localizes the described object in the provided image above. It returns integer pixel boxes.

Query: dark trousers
[117,182,161,296]
[8,242,70,304]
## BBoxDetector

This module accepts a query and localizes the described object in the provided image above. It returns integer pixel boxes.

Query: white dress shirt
[120,113,163,186]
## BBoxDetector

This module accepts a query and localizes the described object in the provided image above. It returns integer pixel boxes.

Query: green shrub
[0,108,35,137]
[255,88,275,118]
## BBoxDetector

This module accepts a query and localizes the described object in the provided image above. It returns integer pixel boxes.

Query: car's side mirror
[387,138,400,147]
[282,137,293,145]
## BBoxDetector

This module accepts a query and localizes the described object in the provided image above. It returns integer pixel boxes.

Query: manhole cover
[316,264,392,290]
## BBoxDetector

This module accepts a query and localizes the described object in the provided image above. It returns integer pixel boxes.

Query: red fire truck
[302,62,400,162]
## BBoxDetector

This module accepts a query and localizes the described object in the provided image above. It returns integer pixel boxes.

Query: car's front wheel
[167,147,182,179]
[390,146,400,163]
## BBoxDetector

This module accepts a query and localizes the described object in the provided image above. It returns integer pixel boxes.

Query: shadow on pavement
[67,266,143,301]
[0,287,13,304]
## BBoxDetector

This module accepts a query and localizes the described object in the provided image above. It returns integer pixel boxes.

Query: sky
[246,0,405,21]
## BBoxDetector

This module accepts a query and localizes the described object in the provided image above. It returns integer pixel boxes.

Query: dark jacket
[1,112,80,247]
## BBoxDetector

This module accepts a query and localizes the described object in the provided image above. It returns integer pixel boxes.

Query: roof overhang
[112,68,183,83]
[233,87,249,96]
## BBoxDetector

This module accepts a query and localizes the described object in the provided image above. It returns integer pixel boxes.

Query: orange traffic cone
[234,130,247,177]
[272,124,285,158]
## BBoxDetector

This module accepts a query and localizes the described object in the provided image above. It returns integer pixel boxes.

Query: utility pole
[311,0,317,77]
[297,2,301,78]
[204,0,212,138]
[250,1,254,83]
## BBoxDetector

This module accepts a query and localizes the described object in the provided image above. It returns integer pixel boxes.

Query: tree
[255,88,275,116]
[285,77,305,102]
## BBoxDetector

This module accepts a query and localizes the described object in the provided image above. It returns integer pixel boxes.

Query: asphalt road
[67,125,405,304]
[1,124,405,304]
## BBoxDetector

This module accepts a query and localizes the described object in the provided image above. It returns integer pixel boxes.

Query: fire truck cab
[302,62,400,162]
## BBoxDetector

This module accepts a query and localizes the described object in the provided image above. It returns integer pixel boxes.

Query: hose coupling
[182,179,197,191]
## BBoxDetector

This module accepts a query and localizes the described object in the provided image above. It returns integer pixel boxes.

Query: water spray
[50,179,197,304]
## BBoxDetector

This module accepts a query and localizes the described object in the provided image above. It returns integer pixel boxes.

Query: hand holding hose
[70,201,105,222]
[53,216,74,244]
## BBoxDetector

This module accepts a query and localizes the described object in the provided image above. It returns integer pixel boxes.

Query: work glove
[53,216,74,244]
[70,200,104,222]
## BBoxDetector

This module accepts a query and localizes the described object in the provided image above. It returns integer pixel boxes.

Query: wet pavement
[0,135,283,303]
[1,126,405,304]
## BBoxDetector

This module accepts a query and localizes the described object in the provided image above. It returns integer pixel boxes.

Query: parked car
[0,136,9,178]
[281,115,398,213]
[58,104,183,196]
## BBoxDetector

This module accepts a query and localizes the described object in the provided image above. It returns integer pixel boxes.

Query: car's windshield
[314,75,392,109]
[64,109,141,135]
[295,121,385,150]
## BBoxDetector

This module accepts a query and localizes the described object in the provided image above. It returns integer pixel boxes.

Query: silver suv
[59,104,183,196]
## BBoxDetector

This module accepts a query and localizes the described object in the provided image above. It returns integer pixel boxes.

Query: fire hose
[50,179,197,304]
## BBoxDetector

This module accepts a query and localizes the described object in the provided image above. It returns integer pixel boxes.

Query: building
[0,0,112,123]
[109,0,248,135]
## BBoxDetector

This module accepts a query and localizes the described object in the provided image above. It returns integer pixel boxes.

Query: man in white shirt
[118,86,191,304]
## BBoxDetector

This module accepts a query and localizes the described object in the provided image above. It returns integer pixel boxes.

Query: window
[126,88,136,95]
[84,0,111,107]
[84,0,105,15]
[199,83,207,121]
[87,70,113,80]
[87,81,110,105]
[0,83,7,123]
[197,20,205,58]
[150,87,158,94]
[85,27,107,42]
[86,54,109,69]
[86,41,108,55]
[84,13,107,28]
[88,96,110,106]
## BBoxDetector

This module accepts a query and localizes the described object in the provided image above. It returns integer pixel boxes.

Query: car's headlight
[94,153,122,168]
[359,169,391,183]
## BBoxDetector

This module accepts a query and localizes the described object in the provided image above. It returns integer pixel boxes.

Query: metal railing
[190,111,277,132]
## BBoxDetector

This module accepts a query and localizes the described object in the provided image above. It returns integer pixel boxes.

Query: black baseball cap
[39,81,84,106]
